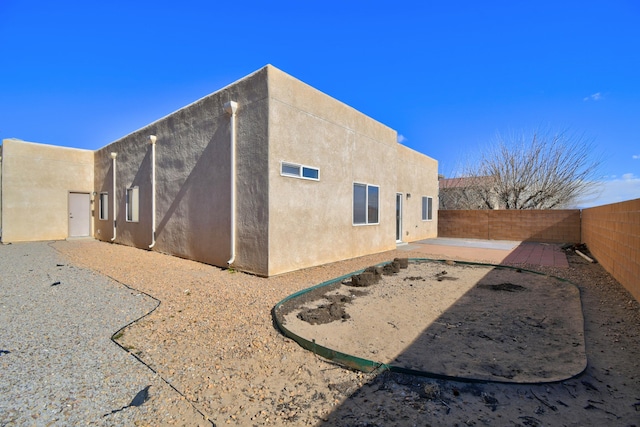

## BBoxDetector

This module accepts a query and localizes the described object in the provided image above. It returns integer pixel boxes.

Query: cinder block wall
[438,210,490,239]
[488,210,581,242]
[438,210,581,243]
[582,198,640,302]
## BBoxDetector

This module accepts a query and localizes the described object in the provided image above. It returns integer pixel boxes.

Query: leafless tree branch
[440,129,602,209]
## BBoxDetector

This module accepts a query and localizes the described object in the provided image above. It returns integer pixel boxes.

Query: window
[422,196,433,221]
[126,187,139,222]
[280,161,320,181]
[99,192,109,220]
[353,183,379,225]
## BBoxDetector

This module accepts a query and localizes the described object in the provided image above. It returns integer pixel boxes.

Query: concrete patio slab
[399,238,569,267]
[414,237,521,251]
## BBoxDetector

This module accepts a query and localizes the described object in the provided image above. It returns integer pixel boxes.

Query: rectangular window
[422,196,433,221]
[99,192,109,220]
[302,167,319,180]
[353,183,380,225]
[126,187,139,222]
[280,161,320,181]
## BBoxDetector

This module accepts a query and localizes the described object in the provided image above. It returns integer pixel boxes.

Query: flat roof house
[1,65,438,276]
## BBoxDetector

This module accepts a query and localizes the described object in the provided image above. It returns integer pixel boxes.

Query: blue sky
[1,0,638,207]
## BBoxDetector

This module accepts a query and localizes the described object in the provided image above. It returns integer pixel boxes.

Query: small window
[353,183,380,225]
[99,192,109,220]
[422,196,433,221]
[281,163,300,176]
[302,167,319,180]
[281,161,320,181]
[126,187,139,222]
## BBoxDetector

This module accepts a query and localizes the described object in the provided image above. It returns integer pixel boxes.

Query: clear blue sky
[1,0,638,207]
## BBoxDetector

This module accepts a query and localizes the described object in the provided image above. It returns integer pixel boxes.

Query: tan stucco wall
[396,144,439,242]
[1,139,94,242]
[266,66,400,275]
[1,67,439,275]
[93,68,270,275]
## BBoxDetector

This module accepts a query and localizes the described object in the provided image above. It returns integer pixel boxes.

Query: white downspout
[148,135,157,249]
[224,101,238,266]
[110,152,118,241]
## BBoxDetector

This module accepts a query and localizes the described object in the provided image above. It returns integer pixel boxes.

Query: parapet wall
[582,198,640,302]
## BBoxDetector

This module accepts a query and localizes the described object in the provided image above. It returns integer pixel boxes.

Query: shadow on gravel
[103,385,151,418]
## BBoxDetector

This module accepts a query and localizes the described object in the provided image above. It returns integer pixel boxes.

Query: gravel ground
[2,239,640,426]
[0,241,206,426]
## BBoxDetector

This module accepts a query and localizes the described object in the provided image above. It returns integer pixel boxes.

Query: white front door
[68,193,91,237]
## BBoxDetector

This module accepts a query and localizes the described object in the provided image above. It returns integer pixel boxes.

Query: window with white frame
[99,192,109,220]
[422,196,433,221]
[353,183,379,225]
[280,161,320,180]
[126,187,139,222]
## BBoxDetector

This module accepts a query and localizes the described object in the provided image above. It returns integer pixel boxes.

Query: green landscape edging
[272,258,581,383]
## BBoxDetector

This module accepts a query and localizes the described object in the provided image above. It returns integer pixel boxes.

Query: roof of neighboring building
[439,175,495,189]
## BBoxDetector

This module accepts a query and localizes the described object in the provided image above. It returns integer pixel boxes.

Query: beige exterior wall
[1,139,94,242]
[2,66,439,276]
[266,66,436,276]
[396,144,439,242]
[92,65,439,276]
[94,68,270,275]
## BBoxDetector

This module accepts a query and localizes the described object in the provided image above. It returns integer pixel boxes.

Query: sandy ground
[54,240,640,426]
[277,261,586,383]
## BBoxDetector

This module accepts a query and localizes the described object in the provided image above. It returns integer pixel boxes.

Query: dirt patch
[296,293,354,325]
[275,260,586,383]
[478,282,526,292]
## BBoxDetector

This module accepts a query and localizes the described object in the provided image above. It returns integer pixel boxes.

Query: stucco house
[1,65,438,276]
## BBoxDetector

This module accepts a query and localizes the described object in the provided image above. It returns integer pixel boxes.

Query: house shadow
[500,241,571,267]
[284,259,586,425]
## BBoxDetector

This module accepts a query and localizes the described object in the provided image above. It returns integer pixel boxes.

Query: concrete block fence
[438,199,640,301]
[438,209,581,243]
[582,198,640,302]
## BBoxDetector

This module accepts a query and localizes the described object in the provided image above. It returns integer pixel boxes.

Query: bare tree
[439,175,497,209]
[445,129,602,209]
